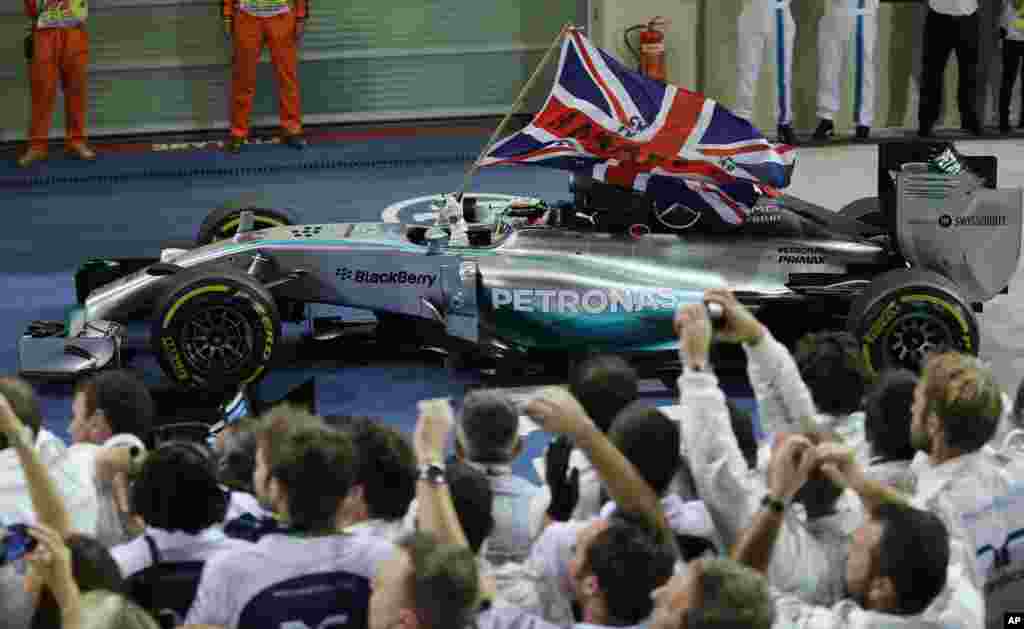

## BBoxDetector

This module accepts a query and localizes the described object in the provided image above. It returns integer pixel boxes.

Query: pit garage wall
[0,0,583,142]
[592,0,1011,135]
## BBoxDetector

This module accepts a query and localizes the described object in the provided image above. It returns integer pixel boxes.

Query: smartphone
[1,524,38,564]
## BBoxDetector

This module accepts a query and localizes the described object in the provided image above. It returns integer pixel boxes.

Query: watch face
[421,464,445,483]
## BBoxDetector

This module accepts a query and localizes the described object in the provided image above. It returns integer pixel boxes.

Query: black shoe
[777,124,797,145]
[855,125,870,140]
[226,136,245,153]
[917,126,933,138]
[1000,119,1011,134]
[968,125,985,137]
[283,132,307,149]
[812,119,834,140]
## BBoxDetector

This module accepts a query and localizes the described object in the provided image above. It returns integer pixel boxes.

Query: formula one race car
[18,141,1022,391]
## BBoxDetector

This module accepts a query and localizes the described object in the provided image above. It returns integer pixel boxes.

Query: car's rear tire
[151,268,281,392]
[197,202,301,246]
[847,268,979,377]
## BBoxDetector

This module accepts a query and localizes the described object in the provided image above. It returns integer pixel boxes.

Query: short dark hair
[259,407,356,532]
[873,502,950,615]
[726,399,758,470]
[457,390,520,463]
[0,377,43,450]
[444,462,495,554]
[608,403,681,495]
[580,514,675,625]
[75,370,155,443]
[32,534,124,629]
[131,441,228,534]
[397,532,480,629]
[863,369,918,462]
[324,415,417,520]
[922,352,1002,453]
[570,355,639,433]
[794,331,870,417]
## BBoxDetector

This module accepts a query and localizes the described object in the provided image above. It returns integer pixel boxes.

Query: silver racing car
[18,142,1022,391]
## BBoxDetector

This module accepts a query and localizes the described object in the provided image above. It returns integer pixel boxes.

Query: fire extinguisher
[625,17,667,82]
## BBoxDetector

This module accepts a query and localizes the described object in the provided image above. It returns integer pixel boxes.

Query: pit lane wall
[594,0,1010,135]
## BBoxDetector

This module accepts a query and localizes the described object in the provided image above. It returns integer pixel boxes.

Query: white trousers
[816,7,878,126]
[735,5,796,126]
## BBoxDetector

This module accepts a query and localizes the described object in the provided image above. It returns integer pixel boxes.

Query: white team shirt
[77,433,148,548]
[598,494,718,549]
[111,525,252,578]
[465,460,541,565]
[526,519,590,626]
[476,605,562,629]
[224,490,271,522]
[343,518,407,543]
[911,450,1018,588]
[772,559,984,629]
[928,0,978,16]
[185,532,395,628]
[0,429,98,535]
[676,333,863,606]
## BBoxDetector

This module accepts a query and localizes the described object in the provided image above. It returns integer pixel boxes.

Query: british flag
[478,29,796,225]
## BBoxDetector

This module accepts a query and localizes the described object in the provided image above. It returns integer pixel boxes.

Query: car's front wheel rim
[180,305,255,373]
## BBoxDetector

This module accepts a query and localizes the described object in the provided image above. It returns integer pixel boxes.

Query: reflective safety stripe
[35,0,87,28]
[239,0,291,17]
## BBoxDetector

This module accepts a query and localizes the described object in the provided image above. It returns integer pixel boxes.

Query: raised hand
[523,387,595,439]
[703,288,765,345]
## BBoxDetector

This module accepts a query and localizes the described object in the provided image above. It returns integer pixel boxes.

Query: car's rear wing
[880,142,1021,302]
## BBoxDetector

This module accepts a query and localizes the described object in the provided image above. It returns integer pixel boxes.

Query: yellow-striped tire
[847,269,979,377]
[196,203,300,246]
[151,268,281,392]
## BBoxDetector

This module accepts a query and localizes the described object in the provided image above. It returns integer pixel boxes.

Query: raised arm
[413,399,470,549]
[412,399,497,601]
[673,303,763,546]
[703,289,820,437]
[524,388,672,547]
[731,436,816,573]
[0,395,71,538]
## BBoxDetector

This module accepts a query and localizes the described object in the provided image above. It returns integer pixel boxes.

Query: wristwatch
[418,463,446,485]
[761,494,785,514]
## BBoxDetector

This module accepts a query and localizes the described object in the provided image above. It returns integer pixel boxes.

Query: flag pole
[455,22,573,200]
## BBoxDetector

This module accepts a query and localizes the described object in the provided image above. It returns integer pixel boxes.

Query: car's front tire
[196,202,301,246]
[847,268,979,377]
[151,268,281,392]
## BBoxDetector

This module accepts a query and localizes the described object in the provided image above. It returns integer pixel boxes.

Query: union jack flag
[478,29,796,225]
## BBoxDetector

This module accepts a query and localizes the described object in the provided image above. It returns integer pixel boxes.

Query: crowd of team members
[1,287,1023,629]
